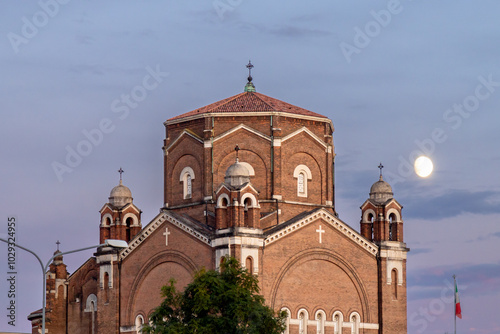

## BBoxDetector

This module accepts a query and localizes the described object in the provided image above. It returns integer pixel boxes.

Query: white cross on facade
[163,227,171,246]
[316,225,325,244]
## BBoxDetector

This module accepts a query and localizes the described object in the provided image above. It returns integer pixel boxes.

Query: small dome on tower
[369,176,393,203]
[109,180,133,207]
[225,161,250,187]
[52,250,63,265]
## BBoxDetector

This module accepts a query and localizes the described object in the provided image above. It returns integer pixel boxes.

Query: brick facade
[29,88,409,333]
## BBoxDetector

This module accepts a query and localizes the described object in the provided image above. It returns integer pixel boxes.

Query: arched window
[315,310,326,334]
[126,217,133,241]
[293,165,312,198]
[90,301,95,334]
[245,256,253,275]
[180,167,195,199]
[298,173,305,193]
[350,312,360,334]
[298,309,308,334]
[243,198,251,227]
[281,308,291,334]
[392,268,398,300]
[84,294,97,334]
[389,213,397,241]
[135,314,145,333]
[333,311,343,334]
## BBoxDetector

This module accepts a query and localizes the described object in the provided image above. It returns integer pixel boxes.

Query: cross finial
[118,167,124,181]
[56,240,61,251]
[235,145,240,162]
[246,60,254,82]
[378,163,384,180]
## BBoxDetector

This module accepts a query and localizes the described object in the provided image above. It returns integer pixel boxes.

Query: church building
[29,64,409,333]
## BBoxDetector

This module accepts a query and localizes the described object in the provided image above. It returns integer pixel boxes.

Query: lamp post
[0,237,128,333]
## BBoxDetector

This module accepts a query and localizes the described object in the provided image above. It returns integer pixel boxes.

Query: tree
[141,257,287,334]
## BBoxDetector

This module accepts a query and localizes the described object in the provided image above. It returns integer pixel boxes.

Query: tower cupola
[369,175,393,204]
[109,180,133,207]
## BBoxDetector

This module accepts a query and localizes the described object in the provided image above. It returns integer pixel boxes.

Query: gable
[119,211,212,261]
[264,209,378,256]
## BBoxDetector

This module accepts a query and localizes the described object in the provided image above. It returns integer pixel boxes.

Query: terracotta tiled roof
[168,92,327,121]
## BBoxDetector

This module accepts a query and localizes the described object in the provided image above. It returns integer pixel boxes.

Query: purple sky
[1,1,499,333]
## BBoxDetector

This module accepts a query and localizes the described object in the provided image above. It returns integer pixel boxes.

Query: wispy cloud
[402,190,500,219]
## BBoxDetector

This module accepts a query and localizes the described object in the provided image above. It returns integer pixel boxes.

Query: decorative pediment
[119,211,211,261]
[264,209,378,256]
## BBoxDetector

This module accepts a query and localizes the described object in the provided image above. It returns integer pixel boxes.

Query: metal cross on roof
[118,167,124,181]
[56,240,61,251]
[378,163,384,178]
[235,145,240,161]
[246,60,254,82]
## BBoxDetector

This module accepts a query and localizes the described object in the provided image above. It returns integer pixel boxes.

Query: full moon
[414,156,433,177]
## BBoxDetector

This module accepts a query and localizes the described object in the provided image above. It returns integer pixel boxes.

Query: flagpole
[453,274,456,334]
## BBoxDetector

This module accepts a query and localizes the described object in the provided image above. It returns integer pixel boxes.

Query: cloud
[409,248,432,255]
[401,190,500,220]
[408,262,500,301]
[265,25,332,38]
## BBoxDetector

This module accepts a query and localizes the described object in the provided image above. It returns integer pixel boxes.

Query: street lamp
[0,237,128,334]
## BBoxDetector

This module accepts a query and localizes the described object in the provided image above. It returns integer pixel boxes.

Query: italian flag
[455,280,462,319]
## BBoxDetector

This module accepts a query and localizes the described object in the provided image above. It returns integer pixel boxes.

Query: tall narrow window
[333,311,343,334]
[315,310,325,334]
[186,174,192,198]
[350,313,360,334]
[180,167,195,199]
[298,310,308,334]
[245,256,253,275]
[135,315,144,333]
[293,165,312,198]
[104,272,109,304]
[298,173,305,194]
[90,301,95,334]
[392,269,398,300]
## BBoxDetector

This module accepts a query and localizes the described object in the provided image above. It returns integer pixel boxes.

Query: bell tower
[360,164,409,334]
[99,168,142,243]
[214,146,263,275]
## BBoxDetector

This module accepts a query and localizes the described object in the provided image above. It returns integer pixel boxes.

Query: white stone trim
[211,235,264,248]
[265,209,378,256]
[165,112,333,132]
[386,262,404,286]
[135,314,145,333]
[241,248,259,275]
[294,164,312,198]
[216,193,230,208]
[165,130,203,152]
[241,193,258,208]
[386,208,401,222]
[84,294,97,312]
[180,167,195,199]
[349,312,361,334]
[213,124,271,143]
[119,212,211,261]
[204,140,212,148]
[315,309,327,333]
[273,138,282,147]
[281,126,327,148]
[362,209,376,223]
[122,213,139,227]
[281,307,291,334]
[332,310,344,334]
[101,213,113,227]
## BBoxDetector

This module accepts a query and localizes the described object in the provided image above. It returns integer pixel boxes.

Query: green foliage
[141,257,287,334]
